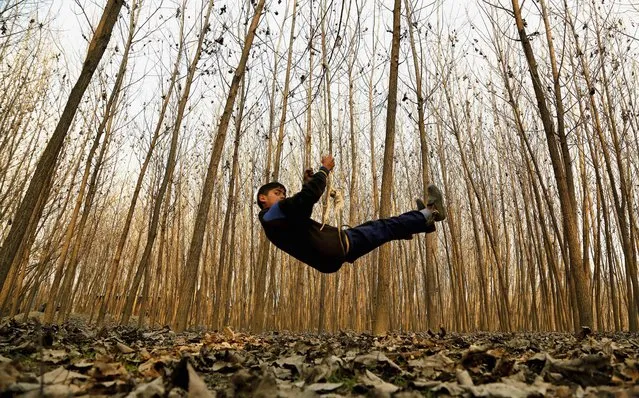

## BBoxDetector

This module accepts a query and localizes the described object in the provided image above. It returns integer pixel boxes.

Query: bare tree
[0,0,123,292]
[566,0,639,330]
[510,0,593,329]
[404,0,439,329]
[373,0,401,334]
[175,0,266,332]
[121,0,215,326]
[96,0,185,326]
[213,73,247,328]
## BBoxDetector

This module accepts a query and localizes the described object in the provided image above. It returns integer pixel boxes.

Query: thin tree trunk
[404,0,439,329]
[56,120,114,322]
[373,0,401,334]
[223,180,241,326]
[97,1,183,326]
[214,76,247,328]
[43,113,108,323]
[121,0,214,326]
[365,6,380,329]
[511,0,592,328]
[175,0,266,331]
[0,0,123,291]
[590,3,639,329]
[271,0,297,181]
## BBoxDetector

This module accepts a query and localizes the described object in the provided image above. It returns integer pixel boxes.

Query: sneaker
[426,184,446,222]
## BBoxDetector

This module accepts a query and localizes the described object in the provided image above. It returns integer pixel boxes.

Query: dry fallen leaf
[358,369,399,394]
[139,358,168,378]
[117,342,135,354]
[71,357,94,368]
[408,351,455,371]
[456,368,474,386]
[354,350,404,374]
[223,326,235,339]
[41,349,69,364]
[24,383,81,398]
[126,377,165,398]
[89,361,129,381]
[466,378,549,398]
[306,382,342,392]
[186,361,214,398]
[42,366,89,384]
[139,347,151,361]
[0,362,20,389]
[275,354,305,376]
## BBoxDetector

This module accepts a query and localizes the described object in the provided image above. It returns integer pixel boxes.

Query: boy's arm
[278,166,331,218]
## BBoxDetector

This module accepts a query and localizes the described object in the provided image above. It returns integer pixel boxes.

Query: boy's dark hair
[256,182,286,209]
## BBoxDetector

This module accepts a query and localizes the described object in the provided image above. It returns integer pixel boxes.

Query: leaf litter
[0,316,638,397]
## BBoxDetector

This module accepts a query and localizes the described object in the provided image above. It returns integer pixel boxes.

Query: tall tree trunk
[373,0,401,335]
[304,6,315,171]
[5,131,86,317]
[214,76,247,328]
[295,1,316,331]
[347,38,360,331]
[251,0,281,332]
[316,0,336,333]
[271,0,297,181]
[175,0,266,332]
[590,2,639,330]
[491,23,571,329]
[540,0,583,331]
[43,109,108,323]
[267,0,298,330]
[0,0,123,291]
[510,0,593,328]
[365,5,380,329]
[56,122,114,323]
[404,0,439,330]
[97,1,183,326]
[121,0,214,326]
[223,180,241,326]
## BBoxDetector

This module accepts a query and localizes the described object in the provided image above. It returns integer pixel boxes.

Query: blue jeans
[344,210,434,263]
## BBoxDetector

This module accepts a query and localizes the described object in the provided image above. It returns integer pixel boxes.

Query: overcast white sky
[48,0,485,57]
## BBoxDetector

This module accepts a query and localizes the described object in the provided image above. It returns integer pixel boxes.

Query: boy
[257,155,446,273]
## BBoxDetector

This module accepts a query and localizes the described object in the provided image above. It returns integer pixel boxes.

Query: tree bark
[175,0,266,331]
[510,0,593,328]
[0,0,123,291]
[121,0,214,326]
[404,0,439,329]
[214,76,247,328]
[373,0,401,335]
[97,0,183,326]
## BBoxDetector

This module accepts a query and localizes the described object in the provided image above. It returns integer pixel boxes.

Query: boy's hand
[303,168,314,183]
[321,154,335,171]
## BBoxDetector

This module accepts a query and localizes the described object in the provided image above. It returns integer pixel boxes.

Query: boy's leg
[343,210,432,262]
[344,184,445,263]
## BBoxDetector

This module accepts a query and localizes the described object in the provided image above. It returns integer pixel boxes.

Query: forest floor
[0,313,638,397]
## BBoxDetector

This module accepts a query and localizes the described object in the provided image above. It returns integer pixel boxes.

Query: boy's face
[259,187,286,209]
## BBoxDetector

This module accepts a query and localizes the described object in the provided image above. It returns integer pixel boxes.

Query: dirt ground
[1,314,638,397]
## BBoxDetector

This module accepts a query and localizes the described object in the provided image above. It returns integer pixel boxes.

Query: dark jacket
[258,167,347,273]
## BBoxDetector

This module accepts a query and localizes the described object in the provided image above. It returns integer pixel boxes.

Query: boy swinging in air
[257,155,446,273]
